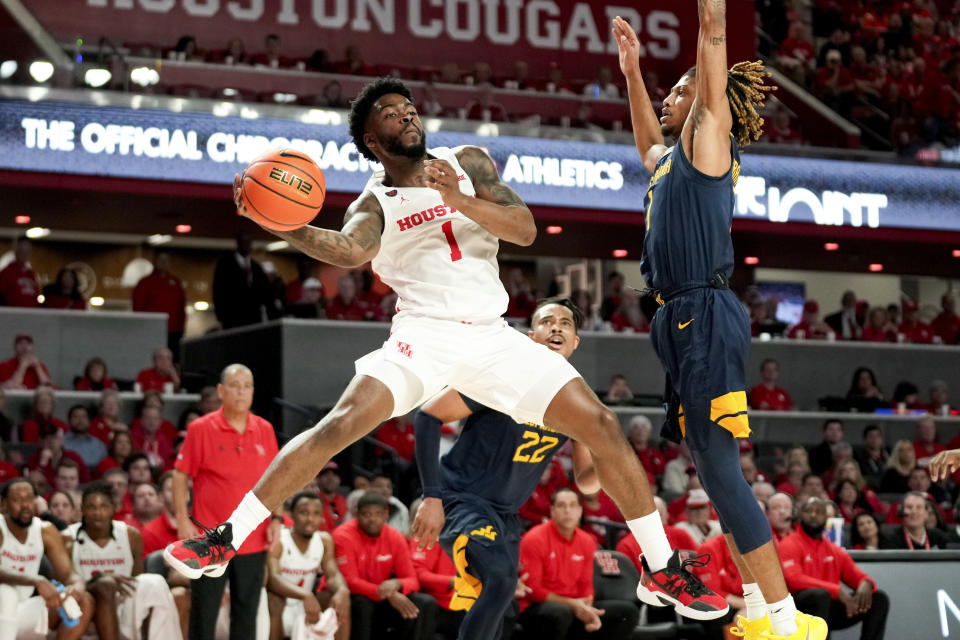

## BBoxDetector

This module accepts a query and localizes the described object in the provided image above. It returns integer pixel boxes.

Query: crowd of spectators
[762,0,960,152]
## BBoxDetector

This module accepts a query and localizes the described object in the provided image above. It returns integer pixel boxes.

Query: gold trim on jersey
[449,534,483,612]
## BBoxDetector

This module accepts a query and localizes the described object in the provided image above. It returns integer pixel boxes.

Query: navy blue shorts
[649,287,751,451]
[439,496,522,613]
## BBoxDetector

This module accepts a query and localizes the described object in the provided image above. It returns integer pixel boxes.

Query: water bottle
[49,580,81,628]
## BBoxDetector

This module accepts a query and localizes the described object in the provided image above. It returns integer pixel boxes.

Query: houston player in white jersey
[165,78,726,618]
[64,483,182,640]
[267,492,348,640]
[0,478,95,640]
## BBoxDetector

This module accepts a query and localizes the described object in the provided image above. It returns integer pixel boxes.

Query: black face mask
[801,521,825,539]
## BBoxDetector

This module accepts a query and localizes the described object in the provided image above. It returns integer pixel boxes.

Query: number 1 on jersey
[441,220,462,262]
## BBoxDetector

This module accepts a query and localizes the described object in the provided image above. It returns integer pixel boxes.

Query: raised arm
[613,16,668,173]
[233,174,384,268]
[686,0,733,176]
[424,147,536,247]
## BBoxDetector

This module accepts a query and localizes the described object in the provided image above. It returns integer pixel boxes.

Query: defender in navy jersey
[410,298,599,640]
[614,9,825,640]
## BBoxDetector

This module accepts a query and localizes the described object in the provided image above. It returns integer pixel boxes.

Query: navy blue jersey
[440,406,568,513]
[640,136,741,290]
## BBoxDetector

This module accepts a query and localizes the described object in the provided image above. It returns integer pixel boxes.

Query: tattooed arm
[233,173,383,267]
[423,146,536,246]
[684,0,733,176]
[273,193,384,267]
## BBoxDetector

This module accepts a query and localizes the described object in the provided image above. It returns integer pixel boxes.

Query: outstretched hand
[612,16,642,79]
[233,174,251,221]
[929,449,960,482]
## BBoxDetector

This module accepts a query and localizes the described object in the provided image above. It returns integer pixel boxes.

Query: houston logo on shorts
[397,342,413,358]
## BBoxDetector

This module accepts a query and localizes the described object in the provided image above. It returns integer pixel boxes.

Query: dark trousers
[517,600,639,640]
[794,588,890,640]
[189,551,265,640]
[350,592,438,640]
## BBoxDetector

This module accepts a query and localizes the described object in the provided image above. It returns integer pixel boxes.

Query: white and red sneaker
[638,549,730,620]
[163,520,236,580]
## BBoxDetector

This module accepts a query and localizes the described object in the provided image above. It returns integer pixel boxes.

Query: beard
[383,128,427,159]
[13,510,34,528]
[800,521,825,539]
[660,122,680,141]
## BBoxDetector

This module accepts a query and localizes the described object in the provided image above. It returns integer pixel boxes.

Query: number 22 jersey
[367,146,509,323]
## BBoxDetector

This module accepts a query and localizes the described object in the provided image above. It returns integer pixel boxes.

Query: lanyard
[904,527,930,551]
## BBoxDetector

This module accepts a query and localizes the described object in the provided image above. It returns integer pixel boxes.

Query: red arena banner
[24,0,755,83]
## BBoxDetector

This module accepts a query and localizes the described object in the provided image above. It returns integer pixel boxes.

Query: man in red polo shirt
[132,251,187,360]
[518,488,638,640]
[0,237,40,307]
[374,412,416,464]
[332,491,436,640]
[170,363,281,640]
[897,300,934,344]
[136,347,181,393]
[749,359,795,411]
[780,498,889,640]
[0,335,52,390]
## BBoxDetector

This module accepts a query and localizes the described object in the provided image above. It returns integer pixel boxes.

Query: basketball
[240,148,326,231]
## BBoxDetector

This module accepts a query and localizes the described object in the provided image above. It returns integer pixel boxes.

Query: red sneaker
[638,549,730,620]
[163,521,236,580]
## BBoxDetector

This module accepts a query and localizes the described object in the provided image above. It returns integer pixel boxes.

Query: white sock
[626,511,673,571]
[768,594,798,636]
[226,491,271,550]
[742,582,767,621]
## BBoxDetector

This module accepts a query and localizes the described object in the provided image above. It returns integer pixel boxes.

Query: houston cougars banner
[23,0,754,81]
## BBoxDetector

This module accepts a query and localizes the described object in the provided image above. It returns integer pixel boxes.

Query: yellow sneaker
[761,612,828,640]
[730,615,773,639]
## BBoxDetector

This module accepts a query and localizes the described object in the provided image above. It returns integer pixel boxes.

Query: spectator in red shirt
[465,83,509,122]
[332,491,437,640]
[132,251,187,359]
[580,490,625,547]
[848,512,881,550]
[787,300,836,340]
[598,271,624,322]
[52,457,83,508]
[913,416,946,467]
[767,492,795,542]
[131,406,174,470]
[408,506,464,639]
[125,481,162,530]
[781,497,889,639]
[543,63,576,95]
[317,461,348,532]
[125,452,156,489]
[926,379,958,416]
[251,33,294,68]
[626,415,665,481]
[690,533,747,629]
[609,290,650,334]
[0,439,19,484]
[331,44,372,76]
[861,306,896,342]
[764,110,803,144]
[815,49,856,116]
[74,356,117,392]
[19,387,66,442]
[0,334,52,390]
[749,358,795,411]
[0,236,40,307]
[102,467,134,522]
[326,274,380,321]
[173,363,282,640]
[42,267,86,310]
[375,413,416,464]
[87,389,125,446]
[777,21,816,84]
[135,347,181,393]
[130,390,178,441]
[775,463,807,497]
[897,300,934,343]
[675,489,722,545]
[504,268,537,319]
[931,291,960,344]
[518,488,639,639]
[95,430,134,478]
[830,460,886,517]
[140,471,180,555]
[519,459,571,527]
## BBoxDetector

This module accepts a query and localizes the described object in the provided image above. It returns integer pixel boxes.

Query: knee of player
[0,583,18,616]
[90,577,119,601]
[78,590,97,617]
[483,572,518,601]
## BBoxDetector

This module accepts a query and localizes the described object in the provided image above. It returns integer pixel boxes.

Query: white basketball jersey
[278,527,325,595]
[66,520,134,582]
[0,516,44,600]
[368,146,509,323]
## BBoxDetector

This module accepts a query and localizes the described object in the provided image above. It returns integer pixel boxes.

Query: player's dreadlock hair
[684,60,776,148]
[348,78,415,162]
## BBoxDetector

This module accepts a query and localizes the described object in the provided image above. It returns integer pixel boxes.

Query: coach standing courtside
[172,364,281,640]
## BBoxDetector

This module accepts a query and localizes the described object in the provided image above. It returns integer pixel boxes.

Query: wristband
[270,515,284,522]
